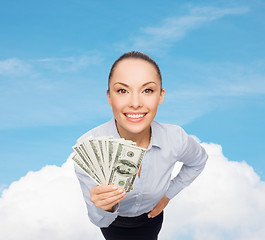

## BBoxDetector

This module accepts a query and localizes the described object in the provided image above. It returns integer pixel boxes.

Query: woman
[74,51,208,240]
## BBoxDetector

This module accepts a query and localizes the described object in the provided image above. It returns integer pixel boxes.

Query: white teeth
[126,114,145,119]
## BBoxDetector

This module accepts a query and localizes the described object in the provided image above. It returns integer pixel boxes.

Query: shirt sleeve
[165,128,208,199]
[74,163,119,228]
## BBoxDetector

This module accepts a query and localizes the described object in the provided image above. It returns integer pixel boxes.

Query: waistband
[109,211,164,228]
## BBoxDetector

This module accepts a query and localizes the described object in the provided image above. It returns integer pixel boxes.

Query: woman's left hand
[148,195,170,218]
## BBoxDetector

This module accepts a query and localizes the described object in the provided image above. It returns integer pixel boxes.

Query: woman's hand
[90,185,127,212]
[148,195,170,218]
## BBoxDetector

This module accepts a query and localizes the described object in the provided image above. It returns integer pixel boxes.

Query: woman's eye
[144,88,154,94]
[117,89,127,94]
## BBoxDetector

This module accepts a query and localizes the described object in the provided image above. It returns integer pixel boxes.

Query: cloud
[0,54,102,79]
[161,142,265,239]
[0,6,254,129]
[0,54,109,130]
[157,60,265,125]
[35,55,102,72]
[184,60,265,97]
[124,6,249,52]
[0,142,265,240]
[0,155,103,239]
[0,58,34,77]
[0,184,8,195]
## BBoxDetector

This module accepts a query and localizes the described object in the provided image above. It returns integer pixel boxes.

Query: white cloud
[35,55,102,72]
[161,142,265,240]
[0,155,103,239]
[126,6,249,52]
[0,58,34,77]
[156,59,265,125]
[0,54,109,130]
[189,6,249,19]
[0,54,102,79]
[0,142,265,240]
[0,184,8,195]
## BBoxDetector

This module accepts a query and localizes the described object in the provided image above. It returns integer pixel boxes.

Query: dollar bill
[73,141,106,184]
[89,139,107,183]
[108,143,146,192]
[72,136,146,192]
[72,154,101,184]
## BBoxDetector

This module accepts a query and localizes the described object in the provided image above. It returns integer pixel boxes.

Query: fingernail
[148,214,151,218]
[112,186,118,190]
[121,191,126,196]
[118,189,123,193]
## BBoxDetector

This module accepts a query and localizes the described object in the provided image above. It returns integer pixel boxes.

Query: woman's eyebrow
[113,81,157,87]
[142,81,157,86]
[113,82,129,87]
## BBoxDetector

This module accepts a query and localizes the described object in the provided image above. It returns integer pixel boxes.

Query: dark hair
[108,51,162,91]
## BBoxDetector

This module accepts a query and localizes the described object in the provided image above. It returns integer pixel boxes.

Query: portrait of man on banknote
[115,160,138,177]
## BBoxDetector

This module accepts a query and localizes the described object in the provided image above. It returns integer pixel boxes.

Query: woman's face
[107,58,165,137]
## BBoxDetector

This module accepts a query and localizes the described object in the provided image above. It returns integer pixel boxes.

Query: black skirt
[100,211,163,240]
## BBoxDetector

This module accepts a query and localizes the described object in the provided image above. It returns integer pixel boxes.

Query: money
[72,136,146,192]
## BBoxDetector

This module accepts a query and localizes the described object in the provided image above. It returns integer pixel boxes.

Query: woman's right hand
[90,185,127,212]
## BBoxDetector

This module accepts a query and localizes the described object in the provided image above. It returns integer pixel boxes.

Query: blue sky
[0,0,265,193]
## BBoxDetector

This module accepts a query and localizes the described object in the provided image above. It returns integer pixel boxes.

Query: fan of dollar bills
[72,137,146,192]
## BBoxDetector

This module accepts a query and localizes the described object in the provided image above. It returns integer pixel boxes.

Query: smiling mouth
[124,113,147,119]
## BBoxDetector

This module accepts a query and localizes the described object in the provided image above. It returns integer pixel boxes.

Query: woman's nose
[129,93,142,109]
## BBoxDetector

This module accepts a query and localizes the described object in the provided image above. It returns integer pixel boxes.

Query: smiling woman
[74,51,208,240]
[107,57,165,148]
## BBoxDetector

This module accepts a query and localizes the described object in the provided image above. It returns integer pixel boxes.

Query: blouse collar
[109,117,161,150]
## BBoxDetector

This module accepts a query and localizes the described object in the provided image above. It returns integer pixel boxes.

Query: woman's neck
[115,122,151,149]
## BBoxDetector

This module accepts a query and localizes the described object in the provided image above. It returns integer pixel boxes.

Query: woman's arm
[148,195,170,218]
[166,130,208,199]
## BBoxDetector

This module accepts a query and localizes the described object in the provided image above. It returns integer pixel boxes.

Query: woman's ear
[159,88,165,105]
[106,90,112,106]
